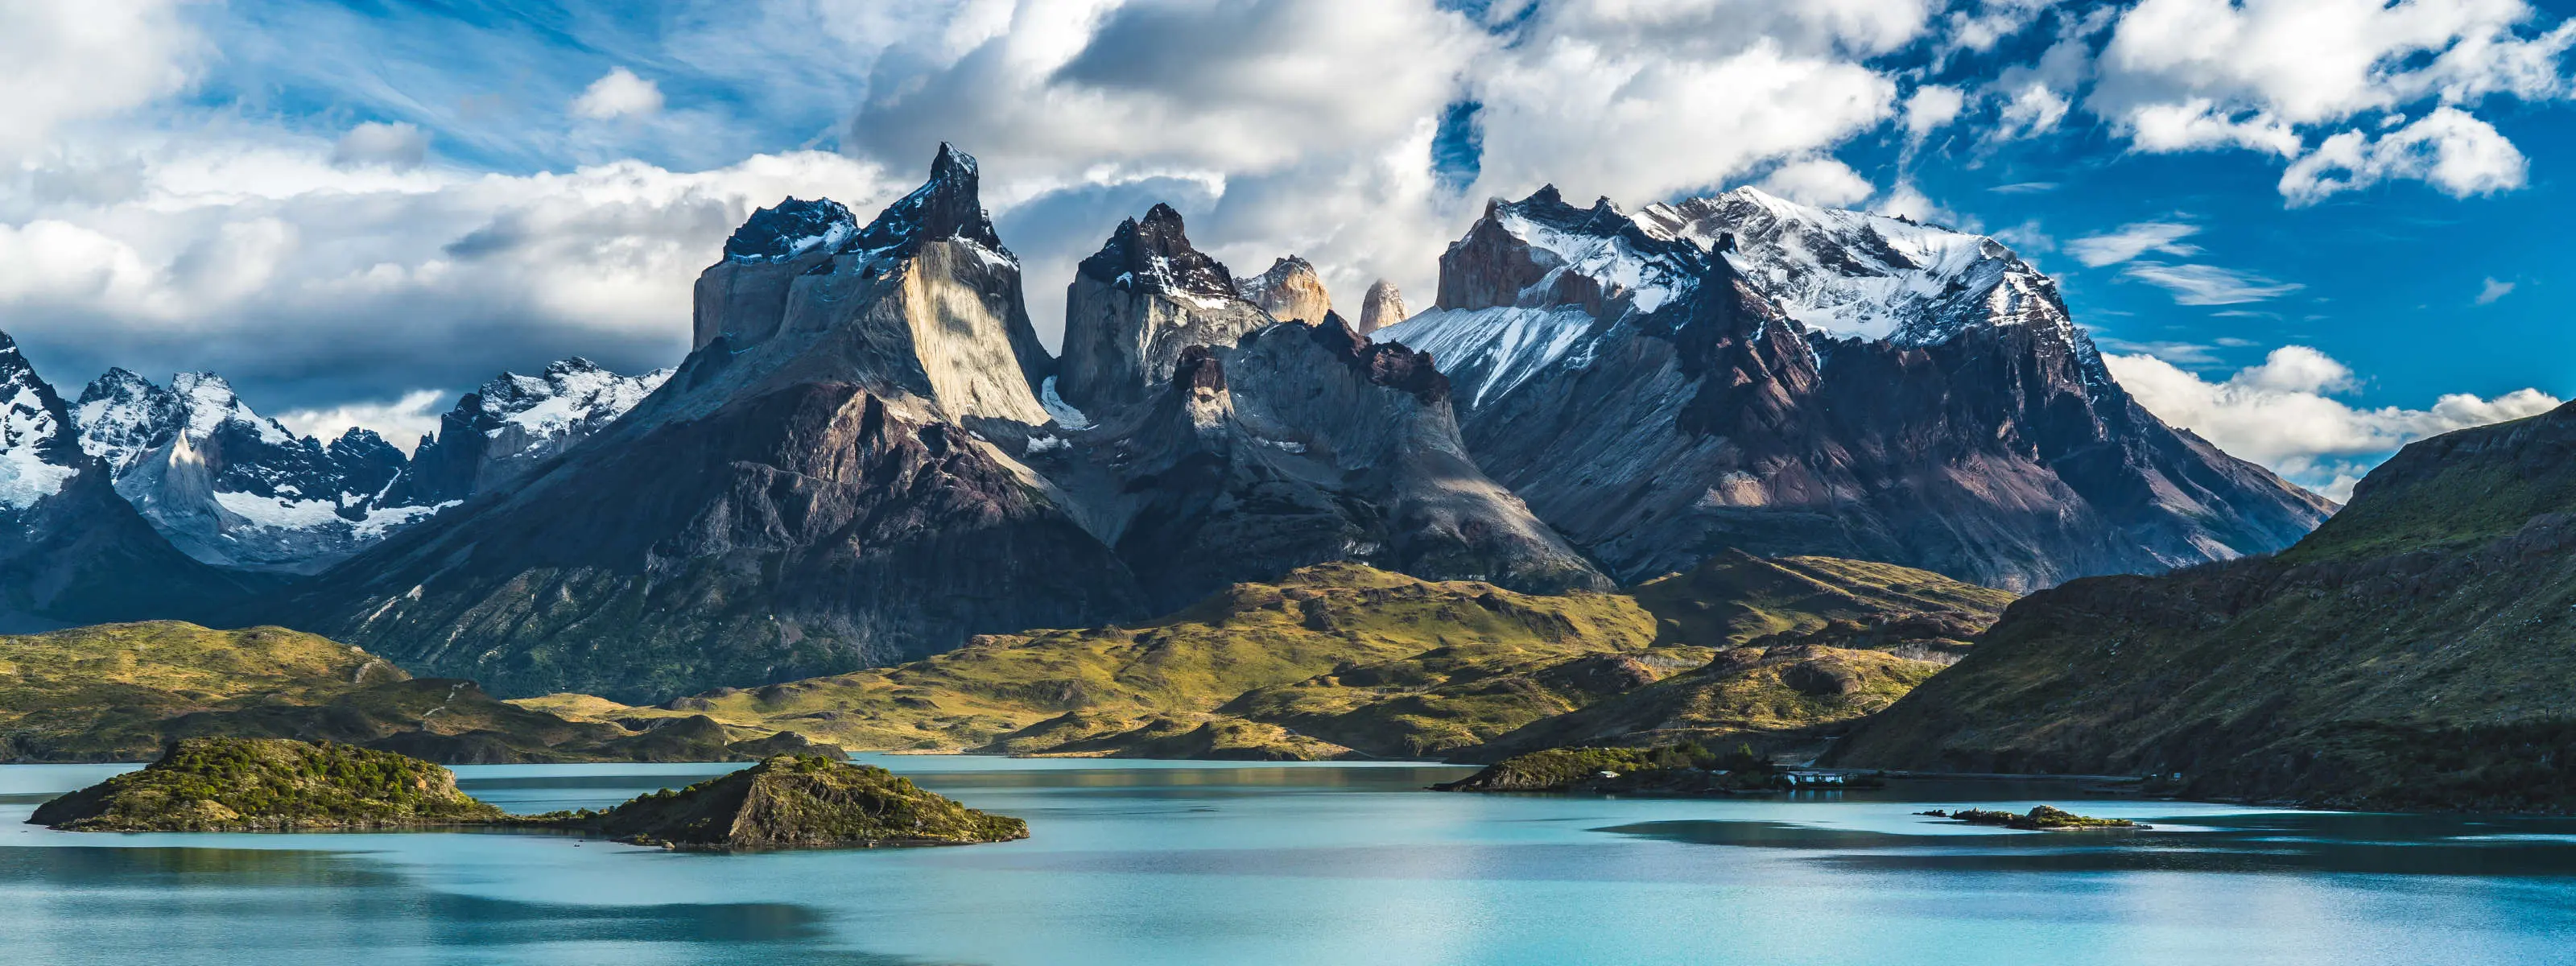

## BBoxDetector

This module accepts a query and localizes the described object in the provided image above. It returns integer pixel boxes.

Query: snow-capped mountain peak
[0,332,79,510]
[723,197,856,264]
[1638,187,2050,346]
[474,357,673,453]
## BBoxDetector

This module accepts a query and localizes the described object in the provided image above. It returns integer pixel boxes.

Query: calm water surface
[2,755,2573,965]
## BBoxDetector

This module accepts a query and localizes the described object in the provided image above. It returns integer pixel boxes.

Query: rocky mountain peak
[1643,186,2091,365]
[1357,279,1407,335]
[1058,203,1275,411]
[0,330,80,511]
[842,142,1008,259]
[724,197,856,263]
[1075,202,1239,300]
[1236,255,1333,325]
[382,357,671,508]
[73,367,179,474]
[1437,184,1708,322]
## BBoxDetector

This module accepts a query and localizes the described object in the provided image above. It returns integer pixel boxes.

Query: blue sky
[2,0,2572,497]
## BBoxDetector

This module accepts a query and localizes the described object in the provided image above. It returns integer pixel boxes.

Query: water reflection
[1605,809,2576,876]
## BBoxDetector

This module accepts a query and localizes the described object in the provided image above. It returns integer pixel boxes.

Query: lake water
[4,755,2574,965]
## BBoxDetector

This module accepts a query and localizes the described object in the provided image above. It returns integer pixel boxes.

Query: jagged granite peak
[1055,203,1277,411]
[1236,255,1333,326]
[723,197,856,263]
[683,142,1053,427]
[1640,186,2103,377]
[383,357,672,507]
[1075,203,1241,299]
[1380,192,2332,591]
[839,141,1007,260]
[1026,313,1607,610]
[0,328,258,628]
[1356,279,1408,335]
[270,145,1134,700]
[68,369,447,574]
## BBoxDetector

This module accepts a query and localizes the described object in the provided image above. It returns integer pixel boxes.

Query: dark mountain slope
[1380,187,2331,591]
[1831,401,2576,811]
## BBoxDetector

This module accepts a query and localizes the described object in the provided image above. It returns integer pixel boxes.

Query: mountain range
[1,143,2335,704]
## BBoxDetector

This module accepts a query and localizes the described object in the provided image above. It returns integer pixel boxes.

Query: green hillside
[1832,402,2576,811]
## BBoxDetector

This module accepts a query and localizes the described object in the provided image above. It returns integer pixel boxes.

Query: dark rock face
[1028,209,1610,610]
[0,334,258,629]
[268,147,1145,702]
[1380,186,2331,591]
[1056,204,1277,411]
[1830,402,2576,812]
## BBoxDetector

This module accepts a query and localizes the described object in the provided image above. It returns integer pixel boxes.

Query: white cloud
[2107,345,2562,498]
[0,133,897,412]
[2279,107,2527,204]
[1995,81,2071,138]
[1902,85,1966,139]
[275,389,450,451]
[2067,221,2202,266]
[1757,158,1876,208]
[2477,277,2516,304]
[2124,262,2304,304]
[2088,0,2573,200]
[0,1,197,159]
[332,122,429,170]
[572,67,667,120]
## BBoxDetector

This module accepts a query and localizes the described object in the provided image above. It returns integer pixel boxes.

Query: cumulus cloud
[1901,85,1966,139]
[2107,345,2561,498]
[572,67,667,120]
[2087,0,2573,201]
[2477,277,2516,304]
[0,136,897,413]
[1757,159,1876,208]
[2279,107,2528,204]
[2066,221,2202,266]
[0,1,197,159]
[332,122,428,170]
[275,388,450,450]
[2124,262,2305,305]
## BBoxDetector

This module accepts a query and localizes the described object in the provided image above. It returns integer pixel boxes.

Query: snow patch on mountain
[1376,306,1598,408]
[0,382,75,510]
[477,359,672,455]
[1497,206,1693,316]
[1039,376,1092,430]
[1638,187,2078,352]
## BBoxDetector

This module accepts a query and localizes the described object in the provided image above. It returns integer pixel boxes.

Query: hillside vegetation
[1832,402,2576,811]
[31,737,503,831]
[0,621,836,763]
[543,555,2012,761]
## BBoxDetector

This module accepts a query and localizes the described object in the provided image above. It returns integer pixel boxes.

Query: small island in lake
[29,737,504,831]
[1435,742,1803,795]
[530,753,1031,850]
[31,739,1030,849]
[1920,806,2147,830]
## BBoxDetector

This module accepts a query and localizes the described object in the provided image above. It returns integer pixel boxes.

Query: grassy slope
[1832,402,2576,811]
[549,753,1027,848]
[0,622,404,760]
[0,621,835,763]
[566,556,2011,761]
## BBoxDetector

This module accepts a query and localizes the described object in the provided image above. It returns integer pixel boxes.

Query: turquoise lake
[5,754,2574,965]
